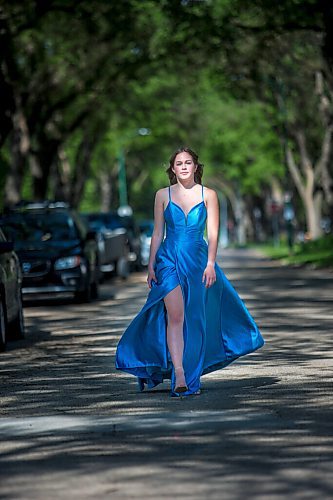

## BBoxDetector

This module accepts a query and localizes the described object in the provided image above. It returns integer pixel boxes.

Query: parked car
[83,212,142,272]
[0,228,25,351]
[138,220,154,267]
[0,201,99,303]
[120,214,143,271]
[81,213,129,279]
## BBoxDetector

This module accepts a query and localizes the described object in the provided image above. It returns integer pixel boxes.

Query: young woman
[116,147,264,397]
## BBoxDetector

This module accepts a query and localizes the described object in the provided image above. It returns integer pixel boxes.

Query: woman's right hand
[147,267,157,288]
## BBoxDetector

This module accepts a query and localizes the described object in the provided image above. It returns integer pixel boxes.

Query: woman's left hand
[202,263,216,288]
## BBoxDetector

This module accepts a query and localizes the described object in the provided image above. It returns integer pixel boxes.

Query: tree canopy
[1,0,332,240]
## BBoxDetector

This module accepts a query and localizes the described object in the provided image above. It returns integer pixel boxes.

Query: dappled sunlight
[1,251,332,421]
[0,405,333,498]
[1,250,333,497]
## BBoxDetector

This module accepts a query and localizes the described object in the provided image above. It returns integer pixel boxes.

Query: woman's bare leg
[164,285,187,389]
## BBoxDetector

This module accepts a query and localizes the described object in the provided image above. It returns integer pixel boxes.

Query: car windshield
[139,223,154,237]
[0,212,79,242]
[85,213,125,230]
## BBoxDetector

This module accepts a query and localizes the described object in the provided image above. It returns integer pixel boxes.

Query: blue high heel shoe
[173,367,188,396]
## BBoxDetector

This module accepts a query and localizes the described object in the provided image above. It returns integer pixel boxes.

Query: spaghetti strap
[168,185,171,201]
[116,175,264,397]
[201,184,204,200]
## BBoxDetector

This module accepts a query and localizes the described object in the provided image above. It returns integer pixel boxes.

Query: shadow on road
[0,250,332,498]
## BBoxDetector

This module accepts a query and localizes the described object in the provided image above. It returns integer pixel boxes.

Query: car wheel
[135,259,144,272]
[91,260,100,299]
[74,286,91,303]
[91,279,99,299]
[8,291,25,340]
[0,299,7,352]
[95,255,103,283]
[74,275,92,303]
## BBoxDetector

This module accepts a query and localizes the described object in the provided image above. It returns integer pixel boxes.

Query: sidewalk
[0,247,332,499]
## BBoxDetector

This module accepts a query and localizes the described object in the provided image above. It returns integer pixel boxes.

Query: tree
[0,0,166,204]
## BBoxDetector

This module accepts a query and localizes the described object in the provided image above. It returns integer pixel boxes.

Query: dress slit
[115,183,264,396]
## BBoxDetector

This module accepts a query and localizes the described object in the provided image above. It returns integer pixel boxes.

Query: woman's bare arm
[202,188,219,288]
[206,188,219,265]
[147,189,166,285]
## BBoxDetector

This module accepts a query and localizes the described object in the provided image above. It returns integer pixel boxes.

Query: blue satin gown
[115,184,264,396]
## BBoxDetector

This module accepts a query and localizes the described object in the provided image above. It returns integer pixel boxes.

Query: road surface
[1,248,333,499]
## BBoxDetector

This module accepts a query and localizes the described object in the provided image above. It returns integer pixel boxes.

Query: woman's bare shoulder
[203,186,218,202]
[156,186,169,195]
[155,187,169,199]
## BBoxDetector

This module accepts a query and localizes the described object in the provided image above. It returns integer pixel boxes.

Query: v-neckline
[164,200,205,226]
[169,200,205,218]
[164,185,205,224]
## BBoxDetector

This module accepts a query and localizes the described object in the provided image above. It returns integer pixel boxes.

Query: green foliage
[1,0,331,231]
[259,235,333,268]
[69,47,285,215]
[79,179,100,213]
[198,91,284,194]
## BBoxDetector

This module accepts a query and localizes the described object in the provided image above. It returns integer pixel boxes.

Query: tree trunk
[303,189,323,239]
[52,147,71,201]
[208,176,238,220]
[285,129,325,240]
[99,171,113,212]
[4,107,30,206]
[0,10,17,148]
[99,162,120,212]
[235,190,247,245]
[30,153,52,200]
[244,195,256,242]
[315,71,333,211]
[28,133,60,200]
[207,176,251,244]
[69,134,96,208]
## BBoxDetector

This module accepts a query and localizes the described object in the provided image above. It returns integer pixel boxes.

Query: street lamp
[117,128,151,217]
[118,147,128,207]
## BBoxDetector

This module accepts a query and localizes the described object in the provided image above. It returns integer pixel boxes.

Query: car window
[86,213,125,230]
[0,212,79,242]
[139,224,154,237]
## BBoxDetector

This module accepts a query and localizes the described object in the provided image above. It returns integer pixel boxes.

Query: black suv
[0,202,99,302]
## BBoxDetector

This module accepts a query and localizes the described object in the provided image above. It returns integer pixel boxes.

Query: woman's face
[172,152,197,180]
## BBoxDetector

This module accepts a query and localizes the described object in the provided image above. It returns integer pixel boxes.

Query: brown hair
[166,147,204,185]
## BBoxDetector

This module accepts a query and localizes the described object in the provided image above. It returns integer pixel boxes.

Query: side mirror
[0,241,14,253]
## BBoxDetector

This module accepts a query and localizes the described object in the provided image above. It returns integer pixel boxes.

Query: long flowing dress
[115,184,264,396]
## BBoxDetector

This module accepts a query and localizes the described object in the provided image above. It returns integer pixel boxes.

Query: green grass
[254,235,333,269]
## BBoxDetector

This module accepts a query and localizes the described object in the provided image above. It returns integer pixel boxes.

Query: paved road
[1,248,333,499]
